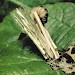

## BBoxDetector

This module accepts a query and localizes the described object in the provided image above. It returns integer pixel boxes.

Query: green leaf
[0,41,65,75]
[0,15,21,45]
[0,11,66,75]
[10,0,60,7]
[0,1,19,21]
[0,41,50,75]
[45,3,75,49]
[1,2,74,75]
[46,0,60,4]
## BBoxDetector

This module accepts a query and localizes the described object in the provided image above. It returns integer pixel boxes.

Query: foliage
[0,0,75,75]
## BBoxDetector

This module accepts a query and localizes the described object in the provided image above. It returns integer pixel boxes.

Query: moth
[12,6,59,60]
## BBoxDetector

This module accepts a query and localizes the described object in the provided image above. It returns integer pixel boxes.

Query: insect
[30,6,48,25]
[12,6,59,60]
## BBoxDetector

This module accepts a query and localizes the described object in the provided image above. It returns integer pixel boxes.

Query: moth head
[30,6,48,25]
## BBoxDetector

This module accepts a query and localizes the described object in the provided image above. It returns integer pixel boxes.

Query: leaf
[0,41,50,75]
[0,15,21,45]
[0,11,66,75]
[46,0,60,4]
[10,0,60,7]
[44,3,75,49]
[0,1,19,22]
[0,41,65,75]
[1,2,74,75]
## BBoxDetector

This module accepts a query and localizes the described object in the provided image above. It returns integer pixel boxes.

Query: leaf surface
[0,12,65,75]
[10,0,60,7]
[45,3,75,49]
[1,2,75,75]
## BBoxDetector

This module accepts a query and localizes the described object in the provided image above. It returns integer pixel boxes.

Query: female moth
[12,6,59,60]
